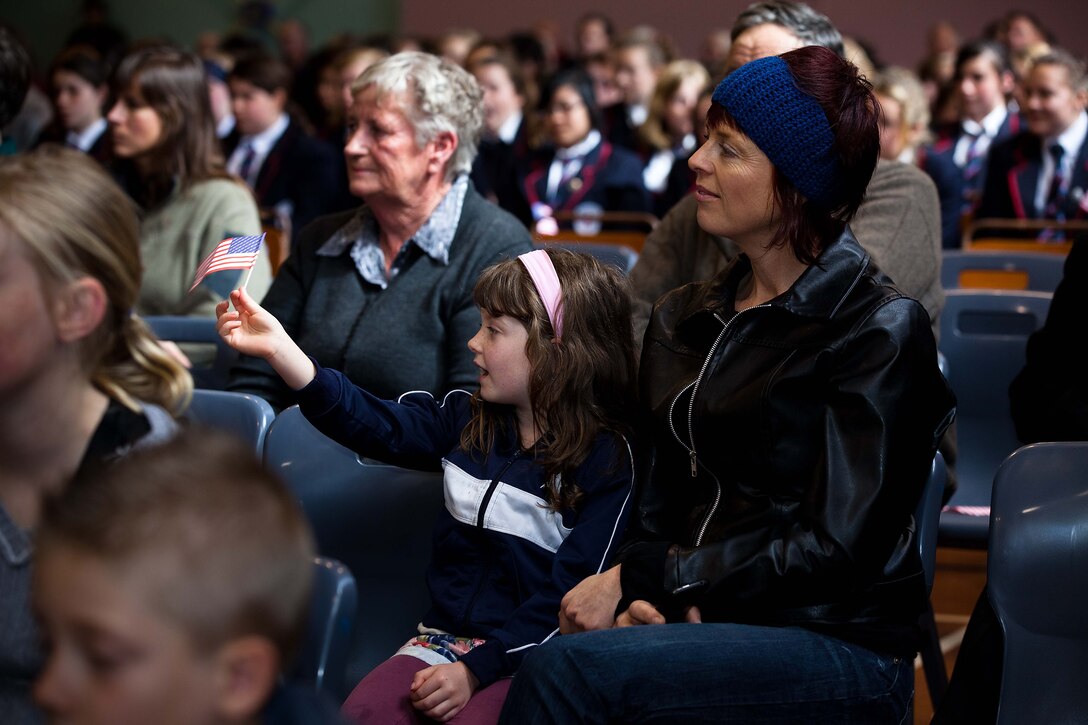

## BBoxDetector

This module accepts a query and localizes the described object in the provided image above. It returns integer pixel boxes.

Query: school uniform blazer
[471,118,533,226]
[602,102,641,152]
[977,129,1088,221]
[921,114,1021,248]
[524,138,651,216]
[295,363,636,688]
[224,120,346,236]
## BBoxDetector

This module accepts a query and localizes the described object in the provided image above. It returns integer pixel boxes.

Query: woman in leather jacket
[499,46,956,724]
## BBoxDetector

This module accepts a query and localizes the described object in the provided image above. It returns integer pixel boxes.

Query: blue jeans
[498,623,912,724]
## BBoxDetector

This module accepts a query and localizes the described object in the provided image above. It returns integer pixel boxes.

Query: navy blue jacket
[224,119,350,238]
[921,113,1021,247]
[978,127,1088,222]
[296,364,635,687]
[524,139,651,217]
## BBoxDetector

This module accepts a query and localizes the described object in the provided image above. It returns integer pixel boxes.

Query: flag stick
[240,264,255,290]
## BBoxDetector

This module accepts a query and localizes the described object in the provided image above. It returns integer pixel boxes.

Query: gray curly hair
[352,51,484,181]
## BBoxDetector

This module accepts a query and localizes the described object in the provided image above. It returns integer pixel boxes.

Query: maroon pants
[341,654,512,724]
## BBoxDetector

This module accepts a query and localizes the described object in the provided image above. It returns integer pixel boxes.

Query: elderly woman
[228,52,533,411]
[499,46,955,724]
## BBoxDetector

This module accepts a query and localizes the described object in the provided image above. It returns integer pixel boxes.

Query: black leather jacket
[619,228,955,656]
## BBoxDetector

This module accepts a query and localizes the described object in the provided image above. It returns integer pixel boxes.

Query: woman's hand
[559,565,623,633]
[216,288,315,390]
[409,662,479,722]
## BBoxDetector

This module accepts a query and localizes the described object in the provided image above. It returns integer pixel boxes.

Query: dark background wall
[3,0,1084,76]
[401,0,1086,70]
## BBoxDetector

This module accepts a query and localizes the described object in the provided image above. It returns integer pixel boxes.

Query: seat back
[534,240,639,274]
[263,406,445,686]
[289,557,357,700]
[962,217,1088,252]
[144,315,237,390]
[988,442,1088,725]
[916,452,947,592]
[184,389,275,455]
[937,290,1051,546]
[534,210,658,253]
[941,251,1066,291]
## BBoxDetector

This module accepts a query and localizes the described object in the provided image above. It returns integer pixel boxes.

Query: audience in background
[107,45,269,319]
[39,46,112,164]
[0,147,190,724]
[977,49,1088,229]
[526,68,651,230]
[470,53,533,225]
[874,66,931,164]
[638,59,710,218]
[225,52,345,239]
[604,34,667,151]
[0,25,32,156]
[574,11,614,63]
[922,41,1020,247]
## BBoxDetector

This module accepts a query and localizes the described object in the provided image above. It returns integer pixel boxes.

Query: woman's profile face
[547,84,593,149]
[688,118,779,246]
[107,85,164,159]
[53,71,105,135]
[343,85,433,203]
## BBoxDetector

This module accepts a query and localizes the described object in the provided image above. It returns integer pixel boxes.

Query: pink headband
[518,250,564,340]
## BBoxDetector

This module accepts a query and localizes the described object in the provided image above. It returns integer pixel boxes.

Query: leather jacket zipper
[678,306,768,546]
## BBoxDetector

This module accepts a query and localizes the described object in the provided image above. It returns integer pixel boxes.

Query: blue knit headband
[712,55,840,208]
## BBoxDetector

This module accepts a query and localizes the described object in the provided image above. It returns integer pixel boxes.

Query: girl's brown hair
[460,248,639,511]
[113,45,229,208]
[0,146,192,414]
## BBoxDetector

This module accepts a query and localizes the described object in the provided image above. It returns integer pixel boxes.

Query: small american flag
[188,234,265,293]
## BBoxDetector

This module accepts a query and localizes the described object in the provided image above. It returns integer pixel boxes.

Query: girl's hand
[215,288,287,361]
[216,288,316,390]
[559,565,623,633]
[409,662,479,722]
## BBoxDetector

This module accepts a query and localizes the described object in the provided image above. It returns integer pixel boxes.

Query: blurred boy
[31,429,345,725]
[921,41,1019,247]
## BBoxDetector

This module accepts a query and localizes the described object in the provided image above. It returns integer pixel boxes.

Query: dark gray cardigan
[227,186,533,411]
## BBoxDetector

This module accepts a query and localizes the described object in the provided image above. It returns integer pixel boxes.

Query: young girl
[216,248,639,723]
[0,146,191,723]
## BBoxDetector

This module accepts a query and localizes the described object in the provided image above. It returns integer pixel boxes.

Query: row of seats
[184,398,444,699]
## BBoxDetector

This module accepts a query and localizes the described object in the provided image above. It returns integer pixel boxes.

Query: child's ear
[52,277,108,344]
[212,636,280,721]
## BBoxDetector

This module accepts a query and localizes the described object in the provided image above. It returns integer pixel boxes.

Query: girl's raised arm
[216,287,316,390]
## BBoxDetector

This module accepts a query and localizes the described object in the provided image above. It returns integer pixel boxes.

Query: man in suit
[225,53,347,242]
[922,41,1020,247]
[977,48,1088,231]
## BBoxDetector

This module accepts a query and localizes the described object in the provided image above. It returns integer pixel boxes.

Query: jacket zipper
[477,450,521,528]
[462,450,521,629]
[673,306,768,546]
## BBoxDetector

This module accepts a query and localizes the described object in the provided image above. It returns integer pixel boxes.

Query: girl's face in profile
[0,224,58,401]
[466,310,532,417]
[107,84,164,159]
